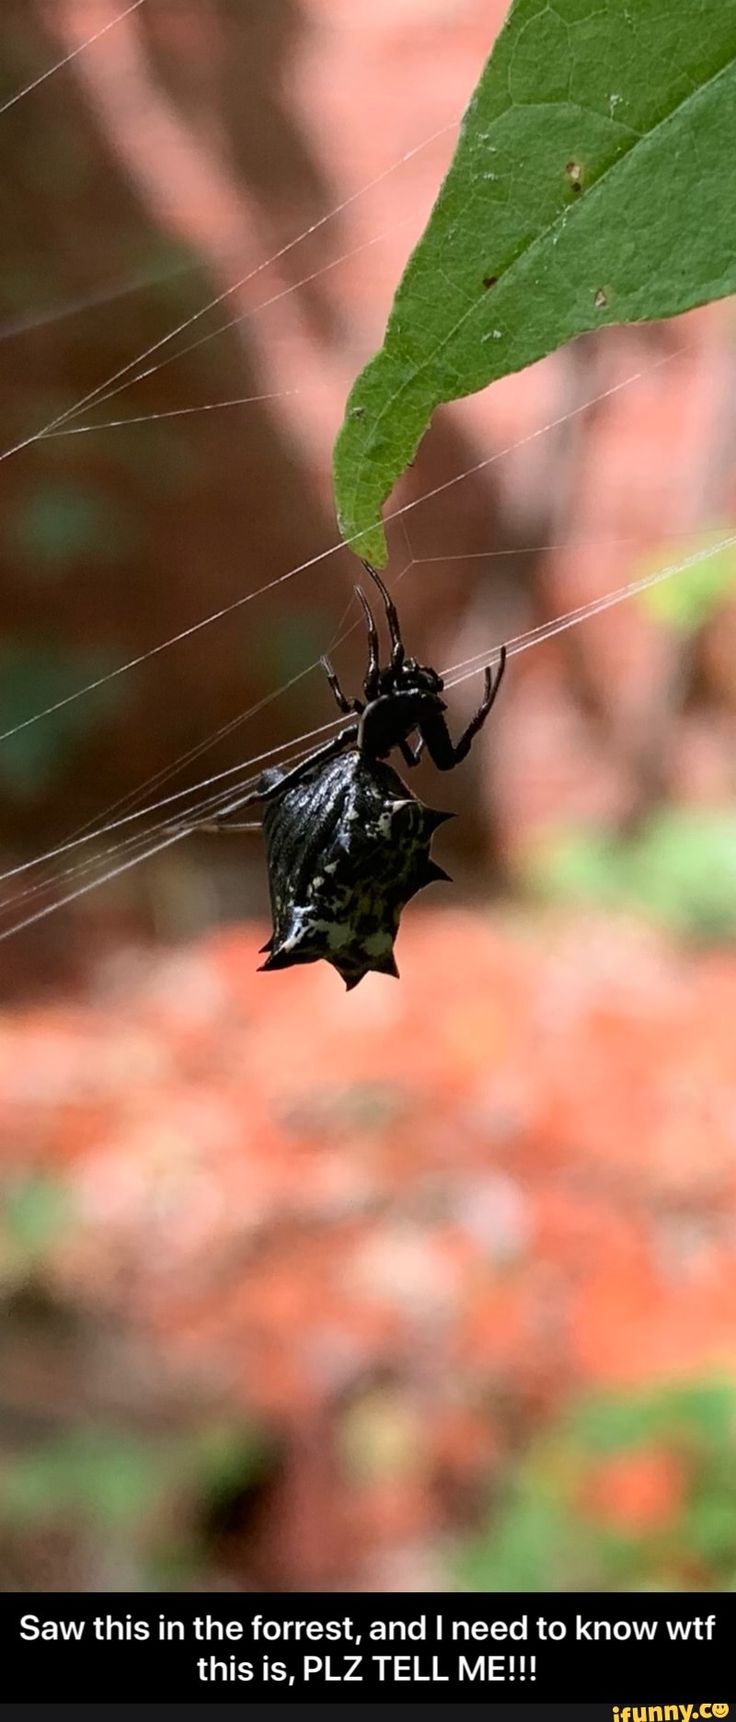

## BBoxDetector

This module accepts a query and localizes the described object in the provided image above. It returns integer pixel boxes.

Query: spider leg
[420,646,507,769]
[257,724,360,799]
[355,584,381,700]
[164,783,262,836]
[320,654,362,716]
[399,735,424,768]
[362,561,405,670]
[194,819,262,834]
[451,645,507,763]
[168,725,360,835]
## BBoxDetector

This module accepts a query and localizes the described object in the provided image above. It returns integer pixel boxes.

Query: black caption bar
[3,1708,624,1722]
[3,1709,621,1722]
[2,1593,734,1705]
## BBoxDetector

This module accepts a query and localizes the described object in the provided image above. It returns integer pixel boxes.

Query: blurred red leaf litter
[1,907,735,1577]
[3,908,736,1382]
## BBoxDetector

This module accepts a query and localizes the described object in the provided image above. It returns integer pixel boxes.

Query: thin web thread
[0,0,146,119]
[0,36,721,934]
[0,123,456,469]
[0,343,688,748]
[1,528,732,941]
[0,555,390,894]
[57,216,412,430]
[0,574,395,895]
[50,390,301,437]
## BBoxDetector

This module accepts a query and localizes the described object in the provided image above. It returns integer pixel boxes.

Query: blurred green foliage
[457,1381,736,1591]
[526,530,736,939]
[639,533,736,631]
[262,605,334,685]
[524,808,736,940]
[0,641,123,794]
[0,1423,263,1533]
[0,1167,268,1587]
[2,1172,70,1270]
[8,481,139,572]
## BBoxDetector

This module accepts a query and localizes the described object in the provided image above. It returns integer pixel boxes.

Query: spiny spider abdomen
[190,562,506,989]
[258,751,452,989]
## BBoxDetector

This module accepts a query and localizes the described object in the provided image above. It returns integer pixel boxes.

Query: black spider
[193,563,506,989]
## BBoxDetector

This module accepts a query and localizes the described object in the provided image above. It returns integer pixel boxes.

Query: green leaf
[334,0,736,563]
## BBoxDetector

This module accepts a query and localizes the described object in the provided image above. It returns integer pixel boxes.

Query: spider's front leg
[194,818,262,834]
[421,647,507,769]
[170,725,360,836]
[320,654,362,717]
[361,561,405,670]
[399,736,424,769]
[261,723,360,797]
[166,782,263,837]
[354,585,381,700]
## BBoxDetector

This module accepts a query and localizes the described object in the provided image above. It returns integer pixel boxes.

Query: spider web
[0,0,732,950]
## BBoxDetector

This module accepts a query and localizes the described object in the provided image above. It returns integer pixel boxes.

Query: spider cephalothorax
[193,563,506,988]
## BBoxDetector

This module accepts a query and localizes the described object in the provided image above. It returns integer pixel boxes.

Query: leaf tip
[335,512,389,571]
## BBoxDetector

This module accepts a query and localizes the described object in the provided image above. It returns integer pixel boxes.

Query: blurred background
[1,0,735,1591]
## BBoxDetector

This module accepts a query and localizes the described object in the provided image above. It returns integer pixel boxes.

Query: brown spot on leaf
[594,288,608,310]
[566,160,583,191]
[482,274,498,290]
